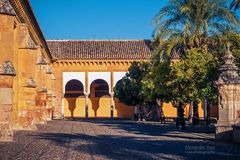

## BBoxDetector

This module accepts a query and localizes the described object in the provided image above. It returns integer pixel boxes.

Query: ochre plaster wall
[162,102,204,118]
[56,60,139,119]
[56,60,205,119]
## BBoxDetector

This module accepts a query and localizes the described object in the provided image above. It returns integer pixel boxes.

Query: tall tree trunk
[206,100,211,126]
[177,101,186,130]
[192,100,199,126]
[204,98,211,126]
[156,98,165,123]
[204,98,208,121]
[188,101,193,124]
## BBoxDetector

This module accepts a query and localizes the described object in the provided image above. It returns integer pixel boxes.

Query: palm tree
[230,0,240,11]
[153,0,239,125]
[153,0,239,44]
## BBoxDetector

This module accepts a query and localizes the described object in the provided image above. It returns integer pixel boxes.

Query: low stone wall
[232,124,240,143]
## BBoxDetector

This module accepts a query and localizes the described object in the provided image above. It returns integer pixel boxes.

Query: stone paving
[0,119,240,160]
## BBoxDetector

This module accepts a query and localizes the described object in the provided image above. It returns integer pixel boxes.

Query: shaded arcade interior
[64,79,134,118]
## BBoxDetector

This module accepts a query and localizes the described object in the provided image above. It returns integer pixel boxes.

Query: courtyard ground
[0,119,239,160]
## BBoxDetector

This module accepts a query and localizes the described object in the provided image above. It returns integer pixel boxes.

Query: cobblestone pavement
[0,120,240,160]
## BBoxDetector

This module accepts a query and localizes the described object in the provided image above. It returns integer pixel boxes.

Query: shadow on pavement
[31,131,239,160]
[67,119,215,137]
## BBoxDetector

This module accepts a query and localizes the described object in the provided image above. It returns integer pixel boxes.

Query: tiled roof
[47,40,152,60]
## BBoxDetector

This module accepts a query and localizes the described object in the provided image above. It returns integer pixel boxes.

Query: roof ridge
[47,39,151,42]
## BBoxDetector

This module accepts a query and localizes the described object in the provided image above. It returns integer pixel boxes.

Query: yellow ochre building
[48,39,151,119]
[0,0,209,141]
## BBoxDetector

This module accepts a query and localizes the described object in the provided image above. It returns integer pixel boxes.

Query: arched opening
[89,79,110,118]
[113,80,134,118]
[64,79,84,118]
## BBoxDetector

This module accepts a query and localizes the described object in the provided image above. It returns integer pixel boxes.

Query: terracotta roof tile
[47,40,152,60]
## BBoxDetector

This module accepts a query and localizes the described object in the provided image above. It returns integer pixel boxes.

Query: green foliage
[114,78,133,106]
[171,47,220,102]
[230,0,240,11]
[142,61,173,103]
[142,44,221,107]
[153,0,239,39]
[153,0,239,62]
[148,0,240,106]
[115,0,240,113]
[114,62,150,106]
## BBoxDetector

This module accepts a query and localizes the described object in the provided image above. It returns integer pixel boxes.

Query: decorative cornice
[216,43,240,85]
[38,86,48,92]
[46,66,53,74]
[0,60,16,76]
[36,55,48,65]
[53,60,147,68]
[23,77,37,88]
[51,74,56,80]
[0,0,16,15]
[19,23,37,49]
[27,35,36,49]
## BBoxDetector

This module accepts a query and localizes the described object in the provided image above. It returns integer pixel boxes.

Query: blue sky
[30,0,167,40]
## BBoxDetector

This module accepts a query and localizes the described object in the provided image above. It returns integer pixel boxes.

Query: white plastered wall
[113,72,127,88]
[63,72,86,93]
[88,72,111,94]
[62,72,86,115]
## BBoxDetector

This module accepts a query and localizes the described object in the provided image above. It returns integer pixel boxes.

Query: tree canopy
[114,62,150,106]
[114,0,240,124]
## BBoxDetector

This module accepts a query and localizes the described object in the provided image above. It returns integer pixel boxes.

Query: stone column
[215,43,240,141]
[61,96,64,118]
[0,61,16,142]
[85,72,89,118]
[85,93,89,118]
[110,92,114,118]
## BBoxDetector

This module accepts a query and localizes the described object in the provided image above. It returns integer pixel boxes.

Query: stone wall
[0,0,58,141]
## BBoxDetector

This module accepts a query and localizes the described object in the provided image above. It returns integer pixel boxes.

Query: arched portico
[64,79,85,118]
[113,79,135,118]
[61,71,135,118]
[88,72,111,94]
[63,72,86,94]
[88,79,111,118]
